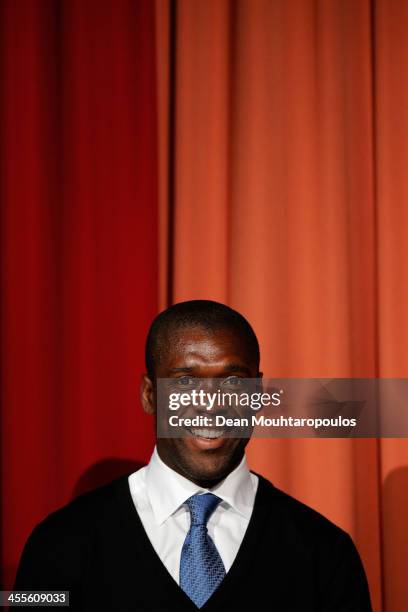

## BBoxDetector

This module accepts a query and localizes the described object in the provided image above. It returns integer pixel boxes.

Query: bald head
[145,300,260,380]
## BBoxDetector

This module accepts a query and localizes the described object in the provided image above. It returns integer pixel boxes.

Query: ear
[140,374,156,415]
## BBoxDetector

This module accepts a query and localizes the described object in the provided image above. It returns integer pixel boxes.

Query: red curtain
[2,2,408,608]
[0,0,157,588]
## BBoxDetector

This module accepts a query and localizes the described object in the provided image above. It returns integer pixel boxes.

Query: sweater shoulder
[35,474,129,536]
[254,472,350,543]
[14,476,132,590]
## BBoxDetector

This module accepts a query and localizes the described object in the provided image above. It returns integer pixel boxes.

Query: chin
[177,442,246,485]
[157,436,248,485]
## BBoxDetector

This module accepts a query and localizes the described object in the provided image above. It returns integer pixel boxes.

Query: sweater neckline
[113,470,274,610]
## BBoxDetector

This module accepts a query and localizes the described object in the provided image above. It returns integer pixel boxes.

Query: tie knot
[185,493,222,526]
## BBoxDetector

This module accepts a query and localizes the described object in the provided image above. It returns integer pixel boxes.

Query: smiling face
[141,326,261,488]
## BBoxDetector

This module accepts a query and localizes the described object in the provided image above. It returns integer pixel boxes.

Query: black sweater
[14,473,372,611]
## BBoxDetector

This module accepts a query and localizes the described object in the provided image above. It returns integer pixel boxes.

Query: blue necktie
[180,493,226,608]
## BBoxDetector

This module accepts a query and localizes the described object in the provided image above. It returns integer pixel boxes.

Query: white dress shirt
[128,447,258,584]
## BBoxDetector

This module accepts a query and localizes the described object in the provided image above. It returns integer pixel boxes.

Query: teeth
[190,428,225,439]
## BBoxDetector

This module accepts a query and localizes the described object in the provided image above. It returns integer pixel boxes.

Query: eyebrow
[168,364,252,375]
[226,364,252,375]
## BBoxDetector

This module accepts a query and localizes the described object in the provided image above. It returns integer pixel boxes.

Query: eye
[176,376,195,387]
[221,376,244,387]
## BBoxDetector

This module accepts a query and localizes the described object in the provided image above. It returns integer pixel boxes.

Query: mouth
[184,426,229,450]
[189,427,226,439]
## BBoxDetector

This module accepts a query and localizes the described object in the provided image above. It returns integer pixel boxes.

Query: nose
[191,381,230,416]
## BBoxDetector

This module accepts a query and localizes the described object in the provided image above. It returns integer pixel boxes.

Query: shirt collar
[145,446,256,525]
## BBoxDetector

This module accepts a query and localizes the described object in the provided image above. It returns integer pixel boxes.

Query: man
[14,300,372,610]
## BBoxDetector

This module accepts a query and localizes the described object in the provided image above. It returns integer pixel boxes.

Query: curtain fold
[157,1,408,610]
[1,0,158,589]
